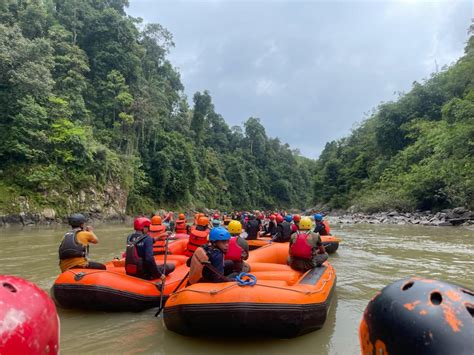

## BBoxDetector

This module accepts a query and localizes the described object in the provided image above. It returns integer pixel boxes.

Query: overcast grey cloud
[127,0,472,158]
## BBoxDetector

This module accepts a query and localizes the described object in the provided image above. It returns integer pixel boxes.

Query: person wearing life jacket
[224,220,250,275]
[211,213,221,228]
[263,214,277,237]
[185,216,210,257]
[313,214,331,236]
[163,211,175,232]
[288,217,328,272]
[125,217,175,280]
[293,214,301,230]
[149,215,168,255]
[58,213,106,272]
[245,214,260,240]
[175,213,188,234]
[272,214,292,243]
[188,227,235,284]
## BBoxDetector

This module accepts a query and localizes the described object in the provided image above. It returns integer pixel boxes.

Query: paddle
[155,231,172,317]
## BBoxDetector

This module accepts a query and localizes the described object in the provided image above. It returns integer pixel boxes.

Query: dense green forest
[313,26,474,212]
[0,0,316,215]
[0,0,472,217]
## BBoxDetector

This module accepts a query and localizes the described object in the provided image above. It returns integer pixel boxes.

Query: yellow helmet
[228,220,242,234]
[299,217,312,230]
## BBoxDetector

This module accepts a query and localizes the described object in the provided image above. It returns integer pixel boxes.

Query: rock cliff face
[0,184,127,226]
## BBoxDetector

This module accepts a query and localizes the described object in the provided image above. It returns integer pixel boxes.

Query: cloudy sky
[127,0,472,158]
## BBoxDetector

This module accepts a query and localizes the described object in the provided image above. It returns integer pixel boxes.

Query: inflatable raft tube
[247,235,340,253]
[164,243,336,338]
[52,239,190,312]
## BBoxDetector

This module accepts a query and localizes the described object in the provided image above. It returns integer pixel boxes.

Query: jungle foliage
[0,0,316,213]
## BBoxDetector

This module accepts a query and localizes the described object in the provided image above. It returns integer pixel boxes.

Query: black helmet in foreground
[68,213,86,227]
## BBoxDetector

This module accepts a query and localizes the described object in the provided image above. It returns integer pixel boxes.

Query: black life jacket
[281,221,292,241]
[58,228,87,260]
[125,233,147,277]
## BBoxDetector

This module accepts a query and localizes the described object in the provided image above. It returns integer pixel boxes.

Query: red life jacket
[290,232,313,260]
[224,237,243,261]
[175,219,187,234]
[185,226,209,257]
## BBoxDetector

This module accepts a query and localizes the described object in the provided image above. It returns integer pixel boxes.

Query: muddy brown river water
[1,223,473,354]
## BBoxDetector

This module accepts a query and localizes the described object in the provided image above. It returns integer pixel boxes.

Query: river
[1,223,473,354]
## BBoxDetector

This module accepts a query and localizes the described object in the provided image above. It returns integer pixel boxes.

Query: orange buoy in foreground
[0,275,59,354]
[360,277,474,355]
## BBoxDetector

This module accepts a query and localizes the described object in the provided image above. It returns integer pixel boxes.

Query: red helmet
[276,215,284,223]
[269,214,276,220]
[134,217,151,231]
[257,213,264,220]
[293,214,301,222]
[213,213,220,219]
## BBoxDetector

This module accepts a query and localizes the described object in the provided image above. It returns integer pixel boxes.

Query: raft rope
[235,272,257,286]
[172,268,334,296]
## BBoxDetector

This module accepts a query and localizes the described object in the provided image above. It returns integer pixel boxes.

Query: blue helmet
[209,227,231,242]
[285,215,293,222]
[314,214,323,221]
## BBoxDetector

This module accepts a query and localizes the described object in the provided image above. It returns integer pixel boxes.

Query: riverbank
[329,207,473,227]
[1,206,472,227]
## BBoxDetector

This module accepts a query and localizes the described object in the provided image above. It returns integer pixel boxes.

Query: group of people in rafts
[58,211,332,283]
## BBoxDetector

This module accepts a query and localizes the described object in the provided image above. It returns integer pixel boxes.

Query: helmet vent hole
[402,281,414,291]
[430,292,442,305]
[465,303,474,317]
[461,288,474,297]
[2,282,17,293]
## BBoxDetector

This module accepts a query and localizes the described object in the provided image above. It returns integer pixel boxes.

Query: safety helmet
[293,214,301,222]
[299,217,312,230]
[276,215,284,223]
[228,220,242,234]
[212,219,220,227]
[178,213,185,220]
[213,213,220,219]
[209,227,231,242]
[134,217,151,231]
[285,215,293,222]
[257,213,264,220]
[269,214,276,220]
[314,214,323,222]
[68,213,86,227]
[197,216,209,226]
[151,215,162,225]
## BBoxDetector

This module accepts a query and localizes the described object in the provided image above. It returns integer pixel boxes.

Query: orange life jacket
[188,247,209,285]
[322,220,331,235]
[185,226,209,257]
[175,219,187,234]
[224,236,243,261]
[290,232,313,260]
[149,224,167,254]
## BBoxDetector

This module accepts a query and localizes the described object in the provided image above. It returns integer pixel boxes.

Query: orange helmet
[178,213,185,220]
[151,215,162,225]
[197,216,209,226]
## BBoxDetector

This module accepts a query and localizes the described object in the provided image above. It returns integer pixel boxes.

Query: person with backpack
[125,217,175,280]
[188,227,235,284]
[288,217,328,272]
[272,214,292,243]
[58,213,106,272]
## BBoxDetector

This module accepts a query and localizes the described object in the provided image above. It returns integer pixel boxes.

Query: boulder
[42,208,56,220]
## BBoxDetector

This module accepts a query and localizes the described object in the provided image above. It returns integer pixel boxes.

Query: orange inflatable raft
[247,235,340,253]
[164,242,336,338]
[52,239,190,312]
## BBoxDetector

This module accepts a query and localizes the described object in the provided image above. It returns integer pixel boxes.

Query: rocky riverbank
[330,207,473,227]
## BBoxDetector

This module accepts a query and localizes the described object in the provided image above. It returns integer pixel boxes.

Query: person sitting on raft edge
[58,213,106,272]
[313,213,331,236]
[125,217,175,280]
[225,220,250,276]
[188,227,235,284]
[288,217,328,272]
